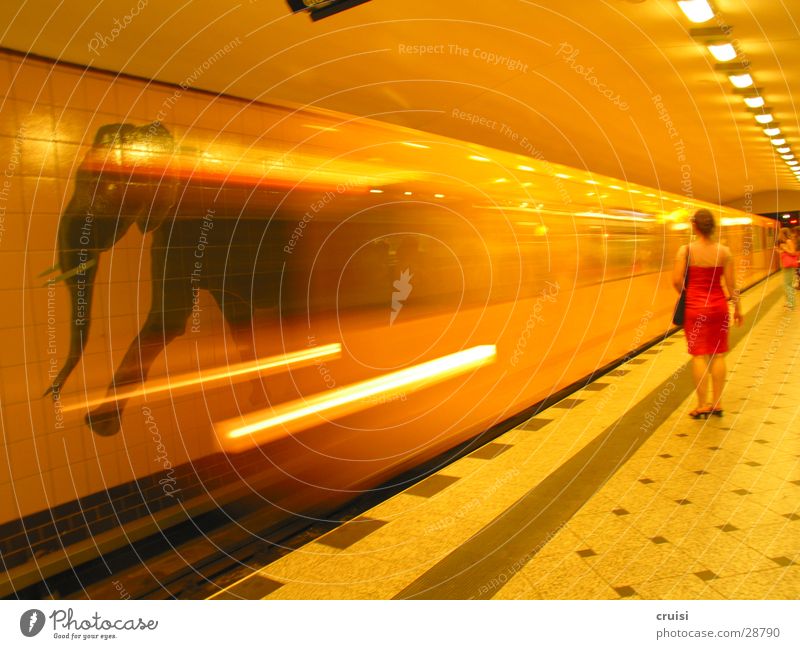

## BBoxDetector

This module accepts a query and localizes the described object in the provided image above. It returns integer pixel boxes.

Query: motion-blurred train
[0,53,777,588]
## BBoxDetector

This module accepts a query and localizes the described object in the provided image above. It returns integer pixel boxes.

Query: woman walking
[673,209,742,419]
[777,228,798,310]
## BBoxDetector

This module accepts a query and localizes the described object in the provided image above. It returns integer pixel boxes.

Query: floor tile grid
[497,282,799,599]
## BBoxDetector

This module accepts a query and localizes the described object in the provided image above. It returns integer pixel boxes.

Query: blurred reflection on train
[37,98,776,546]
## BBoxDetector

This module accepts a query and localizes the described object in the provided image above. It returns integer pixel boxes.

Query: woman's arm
[672,245,687,292]
[723,249,743,326]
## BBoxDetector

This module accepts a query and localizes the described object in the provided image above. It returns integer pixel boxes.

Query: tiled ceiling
[1,0,798,205]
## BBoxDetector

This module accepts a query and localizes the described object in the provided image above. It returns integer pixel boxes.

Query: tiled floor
[210,274,799,600]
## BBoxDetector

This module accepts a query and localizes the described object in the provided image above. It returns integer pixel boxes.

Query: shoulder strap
[683,246,690,284]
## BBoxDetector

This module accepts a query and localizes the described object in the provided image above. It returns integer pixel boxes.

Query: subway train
[0,52,777,589]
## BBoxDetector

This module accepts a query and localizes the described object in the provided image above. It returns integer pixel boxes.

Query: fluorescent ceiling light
[678,0,714,23]
[764,127,781,137]
[743,96,765,108]
[777,147,791,154]
[469,155,490,162]
[707,43,736,62]
[755,113,774,124]
[771,138,787,146]
[781,154,795,160]
[729,73,754,88]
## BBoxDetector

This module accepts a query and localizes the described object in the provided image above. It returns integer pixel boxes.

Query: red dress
[684,266,730,355]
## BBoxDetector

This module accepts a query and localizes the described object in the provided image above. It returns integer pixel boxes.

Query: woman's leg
[691,354,710,408]
[709,353,726,409]
[784,269,795,309]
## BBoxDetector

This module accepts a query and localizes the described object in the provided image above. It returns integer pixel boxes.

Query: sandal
[689,408,712,420]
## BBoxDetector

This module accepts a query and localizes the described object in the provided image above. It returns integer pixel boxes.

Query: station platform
[209,273,800,600]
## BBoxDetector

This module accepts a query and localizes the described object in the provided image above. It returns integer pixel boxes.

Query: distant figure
[777,228,798,310]
[390,268,413,325]
[794,228,800,290]
[673,209,742,419]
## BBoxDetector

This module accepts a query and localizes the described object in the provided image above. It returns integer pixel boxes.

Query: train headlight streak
[576,211,652,223]
[63,344,342,413]
[721,217,753,226]
[220,345,497,446]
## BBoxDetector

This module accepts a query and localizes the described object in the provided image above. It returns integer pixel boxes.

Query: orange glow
[63,343,342,413]
[575,211,652,223]
[218,345,497,450]
[80,141,422,194]
[721,216,753,226]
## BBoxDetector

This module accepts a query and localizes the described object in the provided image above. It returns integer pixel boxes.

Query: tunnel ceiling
[1,0,798,205]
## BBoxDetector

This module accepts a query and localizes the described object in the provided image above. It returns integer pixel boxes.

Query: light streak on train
[218,345,497,451]
[62,344,342,413]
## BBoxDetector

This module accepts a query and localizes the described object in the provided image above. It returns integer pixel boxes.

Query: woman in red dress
[672,209,743,419]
